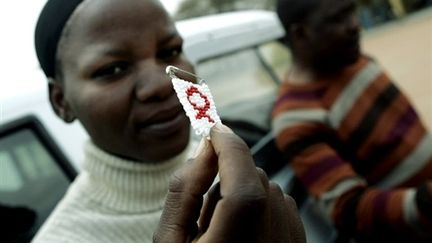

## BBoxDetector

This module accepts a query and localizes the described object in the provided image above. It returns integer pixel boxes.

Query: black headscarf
[34,0,84,78]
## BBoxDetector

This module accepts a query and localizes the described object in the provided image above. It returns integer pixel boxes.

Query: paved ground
[362,7,432,129]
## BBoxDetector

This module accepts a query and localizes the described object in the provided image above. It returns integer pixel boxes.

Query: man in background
[273,0,432,242]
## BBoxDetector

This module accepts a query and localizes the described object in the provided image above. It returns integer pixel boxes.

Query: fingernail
[212,123,233,133]
[193,138,206,158]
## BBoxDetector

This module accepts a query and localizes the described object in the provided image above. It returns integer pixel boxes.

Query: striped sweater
[272,57,432,242]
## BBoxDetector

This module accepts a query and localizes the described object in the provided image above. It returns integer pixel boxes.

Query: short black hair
[34,0,84,79]
[276,0,320,46]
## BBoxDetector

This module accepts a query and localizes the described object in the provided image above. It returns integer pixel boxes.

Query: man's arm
[276,121,432,241]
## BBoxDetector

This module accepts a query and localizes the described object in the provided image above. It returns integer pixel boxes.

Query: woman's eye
[91,62,130,80]
[158,46,182,61]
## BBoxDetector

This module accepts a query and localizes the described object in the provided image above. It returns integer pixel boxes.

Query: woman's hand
[154,124,305,243]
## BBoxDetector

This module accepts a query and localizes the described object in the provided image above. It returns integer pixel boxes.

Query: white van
[0,10,336,243]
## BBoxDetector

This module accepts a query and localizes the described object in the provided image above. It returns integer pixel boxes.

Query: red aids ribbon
[186,86,215,123]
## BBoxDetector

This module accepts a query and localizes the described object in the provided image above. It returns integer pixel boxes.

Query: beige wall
[362,8,432,129]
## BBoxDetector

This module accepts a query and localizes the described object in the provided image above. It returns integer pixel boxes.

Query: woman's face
[54,0,192,162]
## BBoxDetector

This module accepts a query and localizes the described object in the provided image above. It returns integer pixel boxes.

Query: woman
[32,0,305,242]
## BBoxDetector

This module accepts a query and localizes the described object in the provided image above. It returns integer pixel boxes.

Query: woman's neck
[75,140,192,213]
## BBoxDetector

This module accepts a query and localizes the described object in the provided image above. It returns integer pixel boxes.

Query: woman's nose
[134,64,173,102]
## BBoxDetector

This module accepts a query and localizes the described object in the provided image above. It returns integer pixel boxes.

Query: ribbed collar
[75,141,192,213]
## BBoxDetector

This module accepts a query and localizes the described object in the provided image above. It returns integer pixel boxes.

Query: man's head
[277,0,361,73]
[35,0,193,163]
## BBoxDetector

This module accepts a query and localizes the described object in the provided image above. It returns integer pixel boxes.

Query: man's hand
[154,124,306,243]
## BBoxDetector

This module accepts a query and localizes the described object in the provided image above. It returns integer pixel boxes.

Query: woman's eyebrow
[78,46,129,70]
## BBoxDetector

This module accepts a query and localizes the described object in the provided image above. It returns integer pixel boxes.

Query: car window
[257,41,292,82]
[0,118,75,242]
[196,47,279,130]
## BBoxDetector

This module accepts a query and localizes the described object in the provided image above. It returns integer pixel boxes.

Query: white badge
[167,66,221,138]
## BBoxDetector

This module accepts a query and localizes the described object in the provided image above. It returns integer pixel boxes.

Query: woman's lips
[136,111,186,137]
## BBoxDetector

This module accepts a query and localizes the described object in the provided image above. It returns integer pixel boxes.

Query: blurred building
[359,0,432,28]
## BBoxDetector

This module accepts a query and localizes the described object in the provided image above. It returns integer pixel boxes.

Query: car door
[0,116,76,243]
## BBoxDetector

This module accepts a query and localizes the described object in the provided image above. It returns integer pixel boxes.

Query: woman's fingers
[283,194,307,243]
[198,183,221,233]
[154,139,217,243]
[266,182,304,243]
[268,186,306,243]
[209,124,266,197]
[156,123,306,243]
[199,168,272,240]
[197,124,267,242]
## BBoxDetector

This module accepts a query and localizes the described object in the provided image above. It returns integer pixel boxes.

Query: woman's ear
[48,80,76,123]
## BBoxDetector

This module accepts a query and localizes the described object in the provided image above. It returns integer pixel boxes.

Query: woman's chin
[139,130,190,163]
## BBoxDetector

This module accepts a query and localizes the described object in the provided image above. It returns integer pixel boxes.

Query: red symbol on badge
[186,86,215,123]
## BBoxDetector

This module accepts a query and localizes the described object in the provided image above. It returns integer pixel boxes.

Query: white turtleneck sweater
[32,141,192,243]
